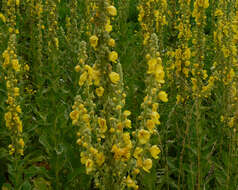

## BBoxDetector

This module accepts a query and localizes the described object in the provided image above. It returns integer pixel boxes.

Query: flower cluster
[2,0,24,156]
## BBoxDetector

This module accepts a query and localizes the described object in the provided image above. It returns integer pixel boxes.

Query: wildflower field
[0,0,238,189]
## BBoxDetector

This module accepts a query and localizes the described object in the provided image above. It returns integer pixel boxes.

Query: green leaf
[20,181,31,190]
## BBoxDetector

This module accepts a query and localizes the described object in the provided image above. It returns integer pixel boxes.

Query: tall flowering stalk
[137,0,167,46]
[137,0,168,188]
[1,0,24,188]
[70,0,133,189]
[70,0,164,189]
[212,0,238,188]
[191,1,209,189]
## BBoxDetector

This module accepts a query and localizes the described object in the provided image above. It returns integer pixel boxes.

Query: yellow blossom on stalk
[16,105,21,113]
[138,129,150,144]
[98,117,107,133]
[149,145,161,159]
[146,119,155,132]
[96,86,104,97]
[16,0,20,6]
[107,5,117,16]
[79,72,88,86]
[151,111,160,125]
[126,176,139,190]
[75,65,81,72]
[85,159,94,174]
[0,13,6,23]
[2,0,25,159]
[96,152,105,166]
[70,110,80,121]
[12,59,20,72]
[109,51,118,63]
[108,38,115,47]
[13,87,20,97]
[109,72,120,84]
[142,158,152,173]
[19,138,24,147]
[155,64,165,83]
[105,19,112,33]
[123,110,131,117]
[8,144,15,155]
[124,119,131,128]
[147,58,157,74]
[158,91,168,102]
[90,35,98,48]
[133,147,143,159]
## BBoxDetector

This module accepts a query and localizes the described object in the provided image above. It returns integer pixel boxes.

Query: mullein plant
[137,0,168,53]
[212,0,238,188]
[190,1,209,189]
[165,0,193,188]
[167,0,192,99]
[70,0,163,189]
[1,0,25,188]
[137,0,167,46]
[136,0,168,188]
[213,0,238,127]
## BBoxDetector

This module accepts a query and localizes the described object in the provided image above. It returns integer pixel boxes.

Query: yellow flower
[126,175,138,190]
[70,110,80,121]
[152,103,158,111]
[142,159,152,173]
[220,115,224,122]
[89,35,98,48]
[149,145,161,159]
[215,9,223,16]
[5,112,12,122]
[228,117,234,128]
[98,117,107,133]
[123,132,131,144]
[75,65,81,72]
[107,5,117,16]
[82,114,90,122]
[133,147,143,159]
[8,144,15,155]
[95,86,104,97]
[16,105,22,113]
[124,119,131,128]
[146,119,155,132]
[109,51,118,63]
[13,87,20,97]
[12,59,20,72]
[120,147,131,161]
[111,144,121,160]
[204,0,209,8]
[109,72,120,84]
[18,138,24,148]
[138,129,150,144]
[24,64,30,71]
[123,110,131,117]
[85,159,94,174]
[105,19,112,33]
[151,111,160,125]
[158,91,168,102]
[0,13,6,23]
[147,58,157,74]
[132,168,140,175]
[155,64,165,83]
[108,38,115,47]
[80,152,87,164]
[17,121,23,133]
[78,72,88,86]
[96,152,105,166]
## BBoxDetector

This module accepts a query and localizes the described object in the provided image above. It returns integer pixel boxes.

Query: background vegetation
[0,0,238,189]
